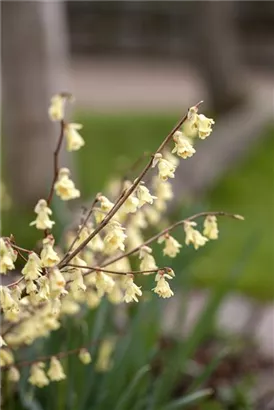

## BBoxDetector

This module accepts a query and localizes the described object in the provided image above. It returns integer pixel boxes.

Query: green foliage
[3,245,254,410]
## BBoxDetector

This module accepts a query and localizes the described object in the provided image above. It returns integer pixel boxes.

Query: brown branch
[59,103,203,268]
[9,243,32,254]
[46,120,65,206]
[83,211,244,274]
[65,264,162,276]
[2,339,101,370]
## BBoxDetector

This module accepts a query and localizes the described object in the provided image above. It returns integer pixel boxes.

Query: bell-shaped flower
[136,182,157,207]
[158,234,182,258]
[29,362,49,388]
[79,349,92,365]
[54,168,80,201]
[172,131,196,159]
[152,275,174,299]
[104,221,127,254]
[40,236,60,267]
[47,356,66,381]
[184,221,208,250]
[123,275,142,303]
[30,199,55,230]
[203,215,219,240]
[22,252,42,281]
[64,123,85,152]
[0,238,17,274]
[196,114,215,139]
[48,94,65,122]
[139,246,158,273]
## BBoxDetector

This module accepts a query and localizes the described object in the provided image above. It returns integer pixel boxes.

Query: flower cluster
[0,94,243,387]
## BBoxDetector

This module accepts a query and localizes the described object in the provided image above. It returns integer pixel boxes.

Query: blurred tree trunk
[194,1,246,113]
[2,1,70,207]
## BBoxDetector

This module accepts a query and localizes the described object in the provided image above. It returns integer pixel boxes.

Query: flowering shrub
[0,94,243,387]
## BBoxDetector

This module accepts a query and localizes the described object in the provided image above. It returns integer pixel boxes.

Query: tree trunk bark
[2,1,70,207]
[194,1,246,113]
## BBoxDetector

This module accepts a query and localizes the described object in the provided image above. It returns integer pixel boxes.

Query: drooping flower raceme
[139,246,158,272]
[64,123,85,152]
[136,182,157,207]
[47,357,66,381]
[48,94,65,122]
[79,349,92,365]
[184,221,208,250]
[203,215,219,240]
[158,234,182,258]
[152,153,176,181]
[22,252,42,281]
[152,271,174,299]
[123,275,142,303]
[29,362,49,388]
[0,238,17,274]
[54,168,80,201]
[172,131,196,159]
[104,221,127,254]
[40,236,60,267]
[30,199,55,230]
[196,114,215,139]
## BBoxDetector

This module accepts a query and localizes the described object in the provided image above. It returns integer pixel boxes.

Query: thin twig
[46,120,65,206]
[2,339,101,370]
[9,243,32,254]
[65,264,162,276]
[59,103,201,268]
[82,211,244,275]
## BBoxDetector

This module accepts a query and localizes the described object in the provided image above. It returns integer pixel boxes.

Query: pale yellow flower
[95,271,115,297]
[37,276,50,300]
[64,123,85,152]
[152,276,174,299]
[126,225,144,250]
[104,221,127,254]
[152,177,173,202]
[60,297,80,315]
[96,339,114,372]
[85,289,101,309]
[30,199,55,230]
[196,114,215,139]
[136,182,157,207]
[49,267,66,296]
[182,105,199,138]
[8,366,20,382]
[70,269,87,294]
[0,348,14,367]
[48,94,65,122]
[0,238,17,274]
[153,154,176,181]
[48,357,66,381]
[108,283,124,305]
[79,349,92,365]
[40,236,60,267]
[144,206,161,225]
[0,286,19,313]
[123,275,142,303]
[122,194,140,214]
[22,252,42,281]
[54,168,80,201]
[25,280,37,294]
[203,215,219,240]
[29,362,49,388]
[95,195,114,223]
[158,234,182,258]
[172,131,196,159]
[139,246,158,273]
[184,221,208,250]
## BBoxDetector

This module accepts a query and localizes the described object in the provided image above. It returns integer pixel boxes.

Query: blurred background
[1,1,274,409]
